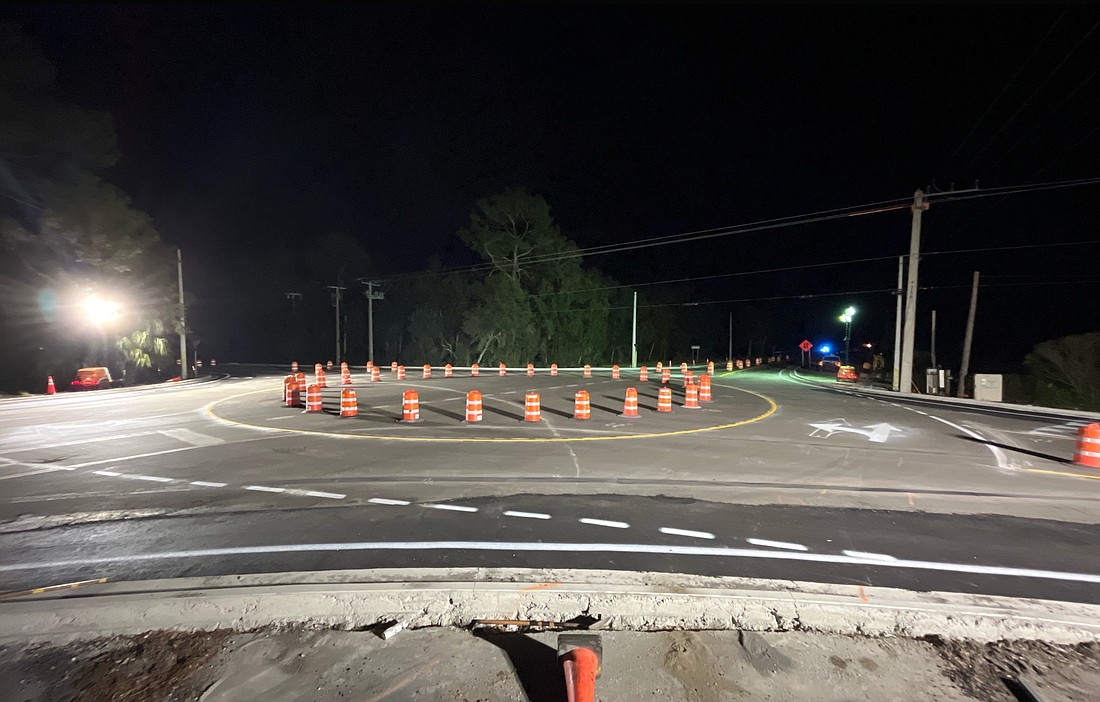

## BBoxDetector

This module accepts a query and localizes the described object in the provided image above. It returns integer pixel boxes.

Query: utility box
[925,368,952,395]
[973,374,1003,402]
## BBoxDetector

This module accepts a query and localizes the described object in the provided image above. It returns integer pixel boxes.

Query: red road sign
[799,340,813,352]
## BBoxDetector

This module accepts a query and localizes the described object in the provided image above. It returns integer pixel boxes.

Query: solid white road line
[6,540,1100,584]
[190,481,228,488]
[368,498,410,506]
[843,550,899,562]
[746,538,808,552]
[659,527,716,540]
[503,510,552,520]
[63,435,282,469]
[925,414,1013,470]
[424,503,479,512]
[0,431,158,453]
[579,518,630,529]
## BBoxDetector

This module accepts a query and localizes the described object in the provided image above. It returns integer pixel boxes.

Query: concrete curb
[3,568,1098,646]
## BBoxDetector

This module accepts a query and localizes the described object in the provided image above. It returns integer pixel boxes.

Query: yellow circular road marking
[1024,467,1100,482]
[205,383,778,443]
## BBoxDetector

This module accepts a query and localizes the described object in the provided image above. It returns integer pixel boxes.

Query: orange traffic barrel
[639,366,648,382]
[306,383,322,412]
[726,360,734,371]
[698,374,713,402]
[682,369,693,387]
[445,363,453,378]
[573,390,591,420]
[291,361,299,373]
[314,362,322,377]
[657,386,672,412]
[339,388,358,417]
[471,362,480,376]
[326,360,333,371]
[366,360,374,372]
[756,357,762,366]
[499,362,507,376]
[683,382,701,409]
[465,390,483,422]
[283,376,299,407]
[611,364,620,380]
[584,364,592,378]
[1074,424,1100,469]
[295,372,306,392]
[620,388,639,418]
[401,389,421,422]
[423,364,432,379]
[656,361,663,373]
[397,365,406,380]
[341,365,351,385]
[661,368,671,384]
[707,361,714,375]
[551,363,558,376]
[527,363,534,376]
[524,392,542,422]
[737,359,744,369]
[390,361,398,373]
[371,366,381,382]
[316,369,327,388]
[680,362,688,375]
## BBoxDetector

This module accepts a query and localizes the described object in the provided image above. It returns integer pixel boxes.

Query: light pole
[839,306,856,364]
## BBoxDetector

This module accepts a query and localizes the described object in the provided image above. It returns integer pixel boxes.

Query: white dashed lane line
[579,518,630,529]
[244,485,285,493]
[131,474,175,483]
[747,538,808,552]
[368,497,411,506]
[424,503,479,513]
[843,549,898,561]
[190,480,228,488]
[659,527,716,540]
[91,470,120,477]
[503,510,552,520]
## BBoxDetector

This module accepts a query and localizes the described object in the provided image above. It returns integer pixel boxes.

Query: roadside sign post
[798,339,813,367]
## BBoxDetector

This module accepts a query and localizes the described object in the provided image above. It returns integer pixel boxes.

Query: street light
[838,306,856,364]
[83,295,121,326]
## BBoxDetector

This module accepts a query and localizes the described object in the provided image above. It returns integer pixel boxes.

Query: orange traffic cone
[465,390,483,423]
[306,384,322,412]
[46,376,56,395]
[683,382,701,409]
[1074,424,1100,469]
[574,390,591,420]
[524,392,541,422]
[339,388,358,417]
[698,374,713,402]
[471,363,480,377]
[401,389,421,422]
[620,388,639,418]
[657,386,672,412]
[639,366,648,382]
[611,364,620,380]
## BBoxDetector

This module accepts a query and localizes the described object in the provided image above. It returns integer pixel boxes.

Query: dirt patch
[925,636,1100,701]
[4,629,234,702]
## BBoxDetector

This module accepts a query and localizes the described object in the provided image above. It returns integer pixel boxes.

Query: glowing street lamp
[838,306,856,364]
[83,294,122,327]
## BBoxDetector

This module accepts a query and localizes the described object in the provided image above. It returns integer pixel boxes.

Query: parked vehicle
[70,367,113,390]
[836,365,859,382]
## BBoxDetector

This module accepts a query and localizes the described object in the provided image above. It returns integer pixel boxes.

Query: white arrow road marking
[158,429,225,447]
[809,420,902,443]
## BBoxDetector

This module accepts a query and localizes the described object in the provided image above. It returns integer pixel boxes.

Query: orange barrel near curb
[707,361,714,375]
[391,361,398,373]
[661,368,671,384]
[371,366,381,382]
[683,382,701,409]
[524,392,542,422]
[698,374,713,402]
[584,364,592,378]
[573,390,591,420]
[639,366,648,382]
[401,390,421,422]
[423,364,432,379]
[283,376,299,407]
[306,384,322,412]
[291,361,299,373]
[620,388,639,418]
[316,369,327,388]
[680,362,688,375]
[499,362,507,376]
[314,362,322,377]
[527,363,534,376]
[682,369,693,387]
[339,388,358,417]
[1074,424,1100,469]
[657,386,672,412]
[611,364,620,380]
[465,390,483,422]
[397,365,406,380]
[341,363,351,385]
[471,363,480,377]
[551,363,558,376]
[445,363,453,378]
[295,372,307,392]
[366,361,374,373]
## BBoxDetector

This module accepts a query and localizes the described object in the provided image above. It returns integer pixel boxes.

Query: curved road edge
[2,567,1099,646]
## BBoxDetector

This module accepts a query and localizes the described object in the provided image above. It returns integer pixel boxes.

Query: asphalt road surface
[2,364,1099,603]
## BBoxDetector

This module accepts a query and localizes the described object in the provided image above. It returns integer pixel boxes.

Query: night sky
[6,5,1100,369]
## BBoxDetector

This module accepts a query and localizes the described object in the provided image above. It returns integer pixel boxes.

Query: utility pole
[930,309,938,369]
[957,271,980,398]
[728,312,733,363]
[326,284,346,363]
[892,256,903,391]
[177,248,188,380]
[363,281,384,364]
[899,189,926,394]
[630,291,638,368]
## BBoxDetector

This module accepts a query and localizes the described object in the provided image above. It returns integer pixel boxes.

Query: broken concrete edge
[2,567,1098,647]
